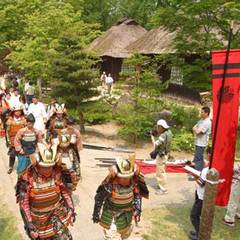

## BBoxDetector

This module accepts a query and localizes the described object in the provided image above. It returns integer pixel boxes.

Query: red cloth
[211,49,240,206]
[135,160,187,175]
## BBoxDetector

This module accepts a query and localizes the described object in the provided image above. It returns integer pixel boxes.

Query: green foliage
[81,101,113,124]
[151,0,240,91]
[171,129,194,152]
[115,54,167,142]
[81,0,162,30]
[50,25,100,110]
[0,203,22,240]
[143,206,240,240]
[169,104,199,131]
[115,104,154,142]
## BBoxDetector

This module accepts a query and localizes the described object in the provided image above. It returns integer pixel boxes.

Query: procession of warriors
[0,79,151,240]
[0,73,239,240]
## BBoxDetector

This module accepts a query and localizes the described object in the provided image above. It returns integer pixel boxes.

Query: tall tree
[81,0,161,30]
[7,1,91,84]
[151,0,240,90]
[50,24,100,131]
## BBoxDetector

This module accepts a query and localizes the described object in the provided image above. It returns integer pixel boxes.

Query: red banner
[211,49,240,206]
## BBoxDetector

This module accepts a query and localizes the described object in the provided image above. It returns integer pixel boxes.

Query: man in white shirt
[24,81,35,105]
[9,89,21,109]
[28,96,47,132]
[189,147,211,240]
[105,73,114,94]
[192,106,212,171]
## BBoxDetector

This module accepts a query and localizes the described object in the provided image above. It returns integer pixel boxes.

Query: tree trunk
[78,110,85,133]
[199,168,219,240]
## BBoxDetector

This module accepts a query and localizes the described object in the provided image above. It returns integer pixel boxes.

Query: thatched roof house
[126,27,176,55]
[89,18,147,80]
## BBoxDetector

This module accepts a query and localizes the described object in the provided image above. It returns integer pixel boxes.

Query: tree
[0,0,45,50]
[7,1,92,84]
[50,24,100,131]
[117,54,167,142]
[151,0,240,90]
[81,0,161,30]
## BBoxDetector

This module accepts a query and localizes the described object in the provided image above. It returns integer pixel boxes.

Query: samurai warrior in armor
[48,104,82,191]
[16,142,75,240]
[14,114,43,175]
[92,155,149,239]
[5,104,26,174]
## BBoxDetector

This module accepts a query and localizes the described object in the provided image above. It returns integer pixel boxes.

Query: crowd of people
[0,76,239,240]
[0,79,149,240]
[150,106,240,240]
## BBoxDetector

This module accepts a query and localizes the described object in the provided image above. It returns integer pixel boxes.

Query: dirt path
[0,123,195,240]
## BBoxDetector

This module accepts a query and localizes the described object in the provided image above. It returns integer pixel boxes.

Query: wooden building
[89,18,147,80]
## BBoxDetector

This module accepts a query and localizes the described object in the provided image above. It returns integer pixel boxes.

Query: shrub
[81,100,113,124]
[168,104,199,131]
[171,129,195,152]
[115,104,153,142]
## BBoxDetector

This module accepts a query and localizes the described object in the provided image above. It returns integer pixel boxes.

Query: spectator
[223,164,240,226]
[105,73,114,94]
[9,89,21,109]
[192,106,211,171]
[19,96,29,115]
[24,81,35,105]
[28,96,47,132]
[46,97,58,120]
[150,119,172,195]
[100,71,107,88]
[189,147,211,240]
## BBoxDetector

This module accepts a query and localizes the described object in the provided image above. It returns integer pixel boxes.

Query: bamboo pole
[199,168,219,240]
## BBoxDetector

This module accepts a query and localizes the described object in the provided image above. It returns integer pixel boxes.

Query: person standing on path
[24,81,35,106]
[189,147,211,240]
[150,119,172,195]
[28,96,47,132]
[100,72,107,87]
[223,164,240,226]
[105,73,114,94]
[9,89,21,109]
[192,106,211,171]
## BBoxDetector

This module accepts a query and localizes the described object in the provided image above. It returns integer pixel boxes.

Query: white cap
[157,119,170,129]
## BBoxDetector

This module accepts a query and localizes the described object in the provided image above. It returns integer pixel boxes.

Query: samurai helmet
[11,104,24,112]
[115,154,136,178]
[55,103,66,114]
[36,143,58,167]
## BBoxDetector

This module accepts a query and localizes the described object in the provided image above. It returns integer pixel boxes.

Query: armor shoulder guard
[15,171,31,202]
[134,173,149,199]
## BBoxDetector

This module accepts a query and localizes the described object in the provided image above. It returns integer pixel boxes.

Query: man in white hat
[150,119,172,194]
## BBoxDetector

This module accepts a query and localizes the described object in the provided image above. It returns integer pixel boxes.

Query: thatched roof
[126,27,176,55]
[127,25,240,55]
[89,18,147,58]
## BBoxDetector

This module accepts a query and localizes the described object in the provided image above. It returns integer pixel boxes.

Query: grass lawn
[0,203,22,240]
[142,206,240,240]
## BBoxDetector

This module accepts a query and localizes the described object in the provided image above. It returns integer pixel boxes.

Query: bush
[171,129,194,152]
[81,100,113,124]
[115,104,153,142]
[168,104,199,131]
